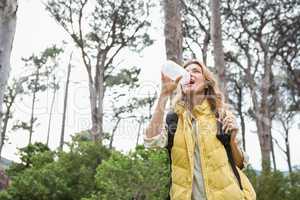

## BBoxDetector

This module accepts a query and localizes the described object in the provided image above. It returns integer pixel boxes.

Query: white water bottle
[161,60,190,85]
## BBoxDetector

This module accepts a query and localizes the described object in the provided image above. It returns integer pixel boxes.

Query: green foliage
[84,145,170,200]
[1,139,110,200]
[245,167,300,200]
[105,67,141,88]
[22,45,63,92]
[1,141,300,200]
[7,142,53,176]
[256,171,287,200]
[288,169,300,199]
[0,163,71,200]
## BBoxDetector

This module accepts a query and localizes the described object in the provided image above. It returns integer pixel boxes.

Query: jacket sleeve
[143,127,168,149]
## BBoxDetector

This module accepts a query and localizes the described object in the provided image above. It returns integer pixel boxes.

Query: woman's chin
[183,85,205,95]
[183,87,196,95]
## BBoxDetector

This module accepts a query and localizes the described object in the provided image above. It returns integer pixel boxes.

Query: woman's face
[182,63,206,95]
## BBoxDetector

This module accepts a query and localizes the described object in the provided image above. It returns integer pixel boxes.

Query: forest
[0,0,299,199]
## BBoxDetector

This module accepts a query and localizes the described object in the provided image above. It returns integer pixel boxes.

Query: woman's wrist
[156,92,168,111]
[159,90,171,99]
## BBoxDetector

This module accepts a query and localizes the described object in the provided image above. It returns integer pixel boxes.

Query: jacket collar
[174,98,214,118]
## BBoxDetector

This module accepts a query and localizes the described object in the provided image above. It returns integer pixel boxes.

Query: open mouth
[184,79,195,86]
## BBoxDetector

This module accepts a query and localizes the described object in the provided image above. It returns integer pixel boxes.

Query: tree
[104,66,141,149]
[181,0,250,149]
[273,113,295,173]
[163,0,183,64]
[84,146,169,200]
[1,138,111,200]
[181,0,211,64]
[12,46,63,145]
[108,102,135,149]
[163,0,183,106]
[272,79,298,173]
[133,93,157,146]
[224,0,300,171]
[46,0,152,142]
[7,142,53,175]
[0,77,26,157]
[226,72,247,151]
[46,74,59,146]
[59,53,72,149]
[0,0,18,152]
[210,0,228,96]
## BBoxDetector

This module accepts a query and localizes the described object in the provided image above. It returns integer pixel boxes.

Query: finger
[175,76,182,84]
[225,125,232,134]
[224,118,235,128]
[223,119,231,126]
[223,117,229,126]
[222,123,227,131]
[161,72,166,81]
[222,118,231,128]
[228,124,238,133]
[225,127,229,134]
[223,116,233,122]
[222,121,225,129]
[164,74,173,82]
[225,122,234,132]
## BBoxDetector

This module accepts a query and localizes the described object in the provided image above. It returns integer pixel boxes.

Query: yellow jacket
[170,99,256,200]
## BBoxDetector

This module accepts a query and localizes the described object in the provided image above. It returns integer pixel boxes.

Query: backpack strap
[164,111,178,200]
[216,120,243,190]
[165,111,178,155]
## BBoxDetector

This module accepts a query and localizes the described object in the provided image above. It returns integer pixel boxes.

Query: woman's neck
[185,92,206,111]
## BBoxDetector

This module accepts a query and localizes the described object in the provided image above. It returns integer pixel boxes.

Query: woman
[144,60,256,200]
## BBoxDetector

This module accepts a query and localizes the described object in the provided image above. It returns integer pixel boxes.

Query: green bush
[245,167,300,200]
[1,140,300,200]
[84,145,170,200]
[0,139,110,200]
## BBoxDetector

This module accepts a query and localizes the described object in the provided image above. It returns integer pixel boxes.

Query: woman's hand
[222,111,239,143]
[160,72,182,97]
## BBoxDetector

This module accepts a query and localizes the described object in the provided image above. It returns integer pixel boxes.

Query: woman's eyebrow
[190,67,201,72]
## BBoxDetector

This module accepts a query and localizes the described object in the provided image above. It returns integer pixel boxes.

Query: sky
[3,0,300,171]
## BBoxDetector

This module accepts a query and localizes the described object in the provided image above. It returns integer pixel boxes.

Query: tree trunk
[0,0,17,148]
[89,52,106,142]
[210,0,228,97]
[29,67,40,144]
[286,129,292,173]
[0,90,15,158]
[135,119,142,147]
[271,133,277,171]
[256,117,272,171]
[259,57,272,171]
[163,0,183,106]
[60,55,72,150]
[96,61,104,141]
[163,0,183,65]
[281,119,293,173]
[109,117,121,149]
[236,84,246,151]
[46,79,57,146]
[202,34,210,66]
[248,71,271,171]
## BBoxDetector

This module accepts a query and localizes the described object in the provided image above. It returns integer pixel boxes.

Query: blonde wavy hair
[172,59,228,117]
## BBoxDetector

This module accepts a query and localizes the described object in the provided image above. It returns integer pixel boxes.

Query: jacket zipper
[192,119,208,199]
